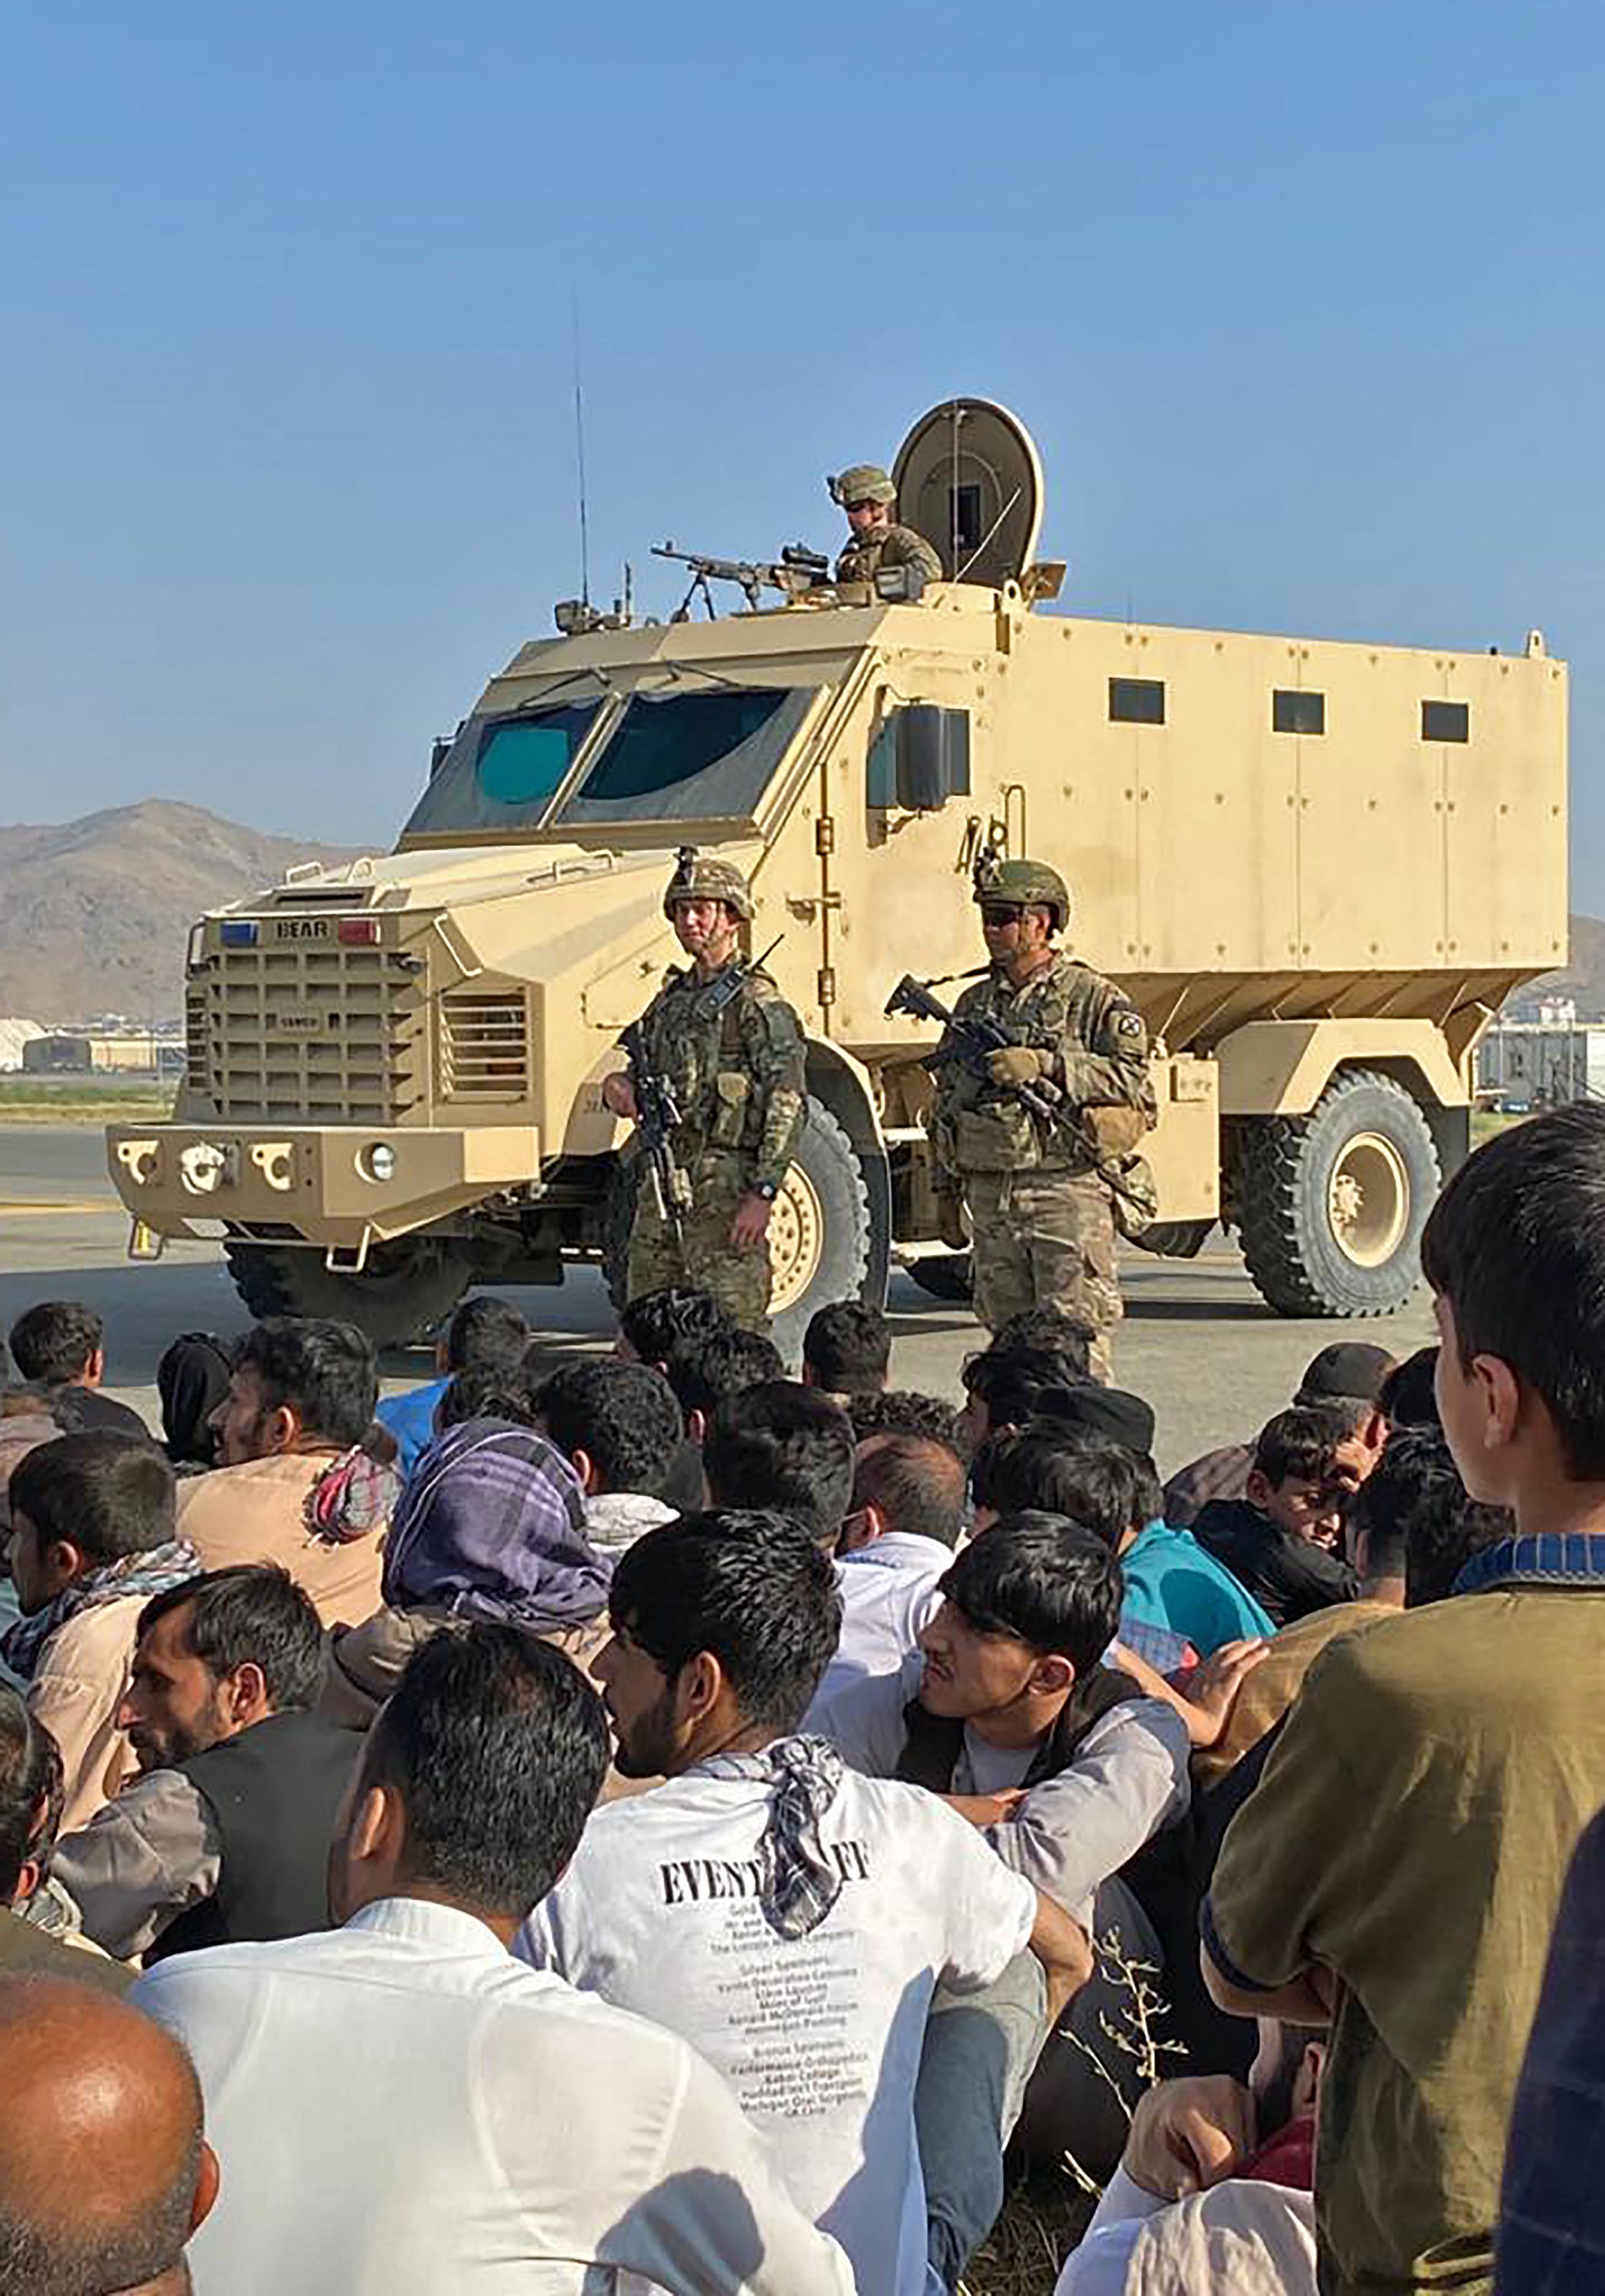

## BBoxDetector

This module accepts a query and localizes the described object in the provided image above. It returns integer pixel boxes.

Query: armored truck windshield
[402,682,818,839]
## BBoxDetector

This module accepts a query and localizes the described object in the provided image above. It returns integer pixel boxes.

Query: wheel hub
[768,1165,824,1314]
[1327,1131,1411,1268]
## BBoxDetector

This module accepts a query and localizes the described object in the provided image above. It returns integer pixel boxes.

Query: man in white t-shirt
[519,1508,1091,2296]
[803,1431,965,1729]
[131,1620,854,2295]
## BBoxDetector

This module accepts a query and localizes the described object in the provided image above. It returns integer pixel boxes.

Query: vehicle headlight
[360,1142,397,1184]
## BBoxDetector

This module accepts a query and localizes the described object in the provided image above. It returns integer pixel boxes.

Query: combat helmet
[973,854,1071,934]
[828,464,897,509]
[663,844,754,922]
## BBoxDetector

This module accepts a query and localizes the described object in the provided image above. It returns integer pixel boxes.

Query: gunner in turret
[828,466,943,588]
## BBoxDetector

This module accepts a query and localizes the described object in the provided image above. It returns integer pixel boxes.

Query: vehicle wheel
[1131,1218,1215,1261]
[1235,1068,1440,1317]
[600,1097,876,1360]
[908,1252,974,1303]
[222,1236,471,1351]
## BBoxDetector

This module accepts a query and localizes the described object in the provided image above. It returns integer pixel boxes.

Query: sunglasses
[845,499,877,514]
[980,905,1026,928]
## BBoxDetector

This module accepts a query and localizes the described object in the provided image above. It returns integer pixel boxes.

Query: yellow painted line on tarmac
[0,1199,120,1218]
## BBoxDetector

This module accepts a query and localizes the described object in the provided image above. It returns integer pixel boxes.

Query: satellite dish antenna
[892,397,1045,588]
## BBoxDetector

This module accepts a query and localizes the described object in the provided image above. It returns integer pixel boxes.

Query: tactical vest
[146,1709,356,1962]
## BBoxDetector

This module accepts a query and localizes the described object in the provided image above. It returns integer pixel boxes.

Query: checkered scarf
[383,1420,611,1632]
[707,1735,847,1942]
[1,1538,200,1683]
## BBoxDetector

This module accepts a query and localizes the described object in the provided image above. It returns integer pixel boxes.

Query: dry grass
[962,2164,1096,2296]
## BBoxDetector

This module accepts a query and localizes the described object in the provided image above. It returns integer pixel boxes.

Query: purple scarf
[382,1420,611,1634]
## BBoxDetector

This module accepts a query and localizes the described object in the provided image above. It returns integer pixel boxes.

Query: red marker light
[338,919,380,946]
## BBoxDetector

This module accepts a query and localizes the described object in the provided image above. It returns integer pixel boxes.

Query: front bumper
[106,1122,541,1252]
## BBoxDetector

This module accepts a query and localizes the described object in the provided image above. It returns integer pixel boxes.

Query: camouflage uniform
[931,949,1154,1381]
[829,461,943,588]
[835,522,944,588]
[624,951,808,1333]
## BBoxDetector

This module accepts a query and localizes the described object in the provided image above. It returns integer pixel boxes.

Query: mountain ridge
[0,799,367,1023]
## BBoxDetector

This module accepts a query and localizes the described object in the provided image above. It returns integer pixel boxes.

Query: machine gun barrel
[883,973,1064,1126]
[653,542,832,613]
[621,1018,692,1242]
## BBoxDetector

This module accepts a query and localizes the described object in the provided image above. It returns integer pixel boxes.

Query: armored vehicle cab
[109,399,1569,1355]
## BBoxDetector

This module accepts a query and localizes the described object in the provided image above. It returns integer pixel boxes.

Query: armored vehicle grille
[441,989,531,1101]
[188,947,420,1124]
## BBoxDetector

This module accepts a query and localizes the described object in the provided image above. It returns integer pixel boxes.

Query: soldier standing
[829,465,943,588]
[929,859,1155,1380]
[603,850,807,1332]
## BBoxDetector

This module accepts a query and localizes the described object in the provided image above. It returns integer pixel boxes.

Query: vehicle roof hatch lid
[892,397,1045,588]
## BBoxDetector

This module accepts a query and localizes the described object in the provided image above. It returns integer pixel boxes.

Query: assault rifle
[653,541,832,618]
[882,974,1065,1125]
[620,1018,692,1244]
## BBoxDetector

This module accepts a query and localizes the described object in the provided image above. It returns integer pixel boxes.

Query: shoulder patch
[1112,1008,1146,1040]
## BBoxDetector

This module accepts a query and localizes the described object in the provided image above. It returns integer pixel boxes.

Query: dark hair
[137,1565,324,1711]
[1341,1427,1512,1606]
[852,1434,966,1549]
[1252,1405,1350,1488]
[703,1380,856,1545]
[618,1286,733,1366]
[1255,2023,1323,2136]
[940,1512,1124,1673]
[535,1360,682,1497]
[962,1344,1088,1431]
[438,1363,540,1431]
[9,1433,176,1568]
[234,1317,377,1449]
[803,1301,890,1394]
[989,1307,1096,1378]
[610,1510,842,1732]
[7,1301,103,1385]
[0,1688,63,1900]
[973,1432,1157,1552]
[1421,1104,1605,1477]
[443,1295,529,1375]
[364,1624,608,1917]
[847,1388,969,1457]
[1378,1345,1442,1432]
[664,1325,785,1424]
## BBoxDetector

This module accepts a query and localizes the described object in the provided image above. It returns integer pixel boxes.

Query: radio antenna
[571,290,592,609]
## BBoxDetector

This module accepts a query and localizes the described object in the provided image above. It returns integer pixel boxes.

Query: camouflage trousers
[963,1167,1121,1380]
[626,1150,773,1332]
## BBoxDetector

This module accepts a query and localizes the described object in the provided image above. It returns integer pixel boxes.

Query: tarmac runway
[0,1125,1436,1473]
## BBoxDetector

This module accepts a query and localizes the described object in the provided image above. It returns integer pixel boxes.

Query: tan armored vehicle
[108,400,1569,1354]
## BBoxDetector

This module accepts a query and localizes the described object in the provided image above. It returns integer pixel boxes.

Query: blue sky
[3,1,1601,893]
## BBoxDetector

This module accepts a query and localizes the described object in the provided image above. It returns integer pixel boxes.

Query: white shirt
[1053,2166,1316,2295]
[816,1652,1191,1926]
[131,1895,855,2296]
[519,1749,1037,2296]
[802,1533,951,1731]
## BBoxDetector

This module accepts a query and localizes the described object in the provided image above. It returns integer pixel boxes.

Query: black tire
[223,1235,471,1352]
[907,1252,975,1303]
[601,1096,876,1360]
[1235,1068,1440,1317]
[1131,1218,1215,1261]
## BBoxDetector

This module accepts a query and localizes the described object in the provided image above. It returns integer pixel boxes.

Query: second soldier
[930,857,1156,1379]
[603,850,807,1332]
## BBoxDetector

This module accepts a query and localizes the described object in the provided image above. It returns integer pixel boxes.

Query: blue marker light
[220,921,259,947]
